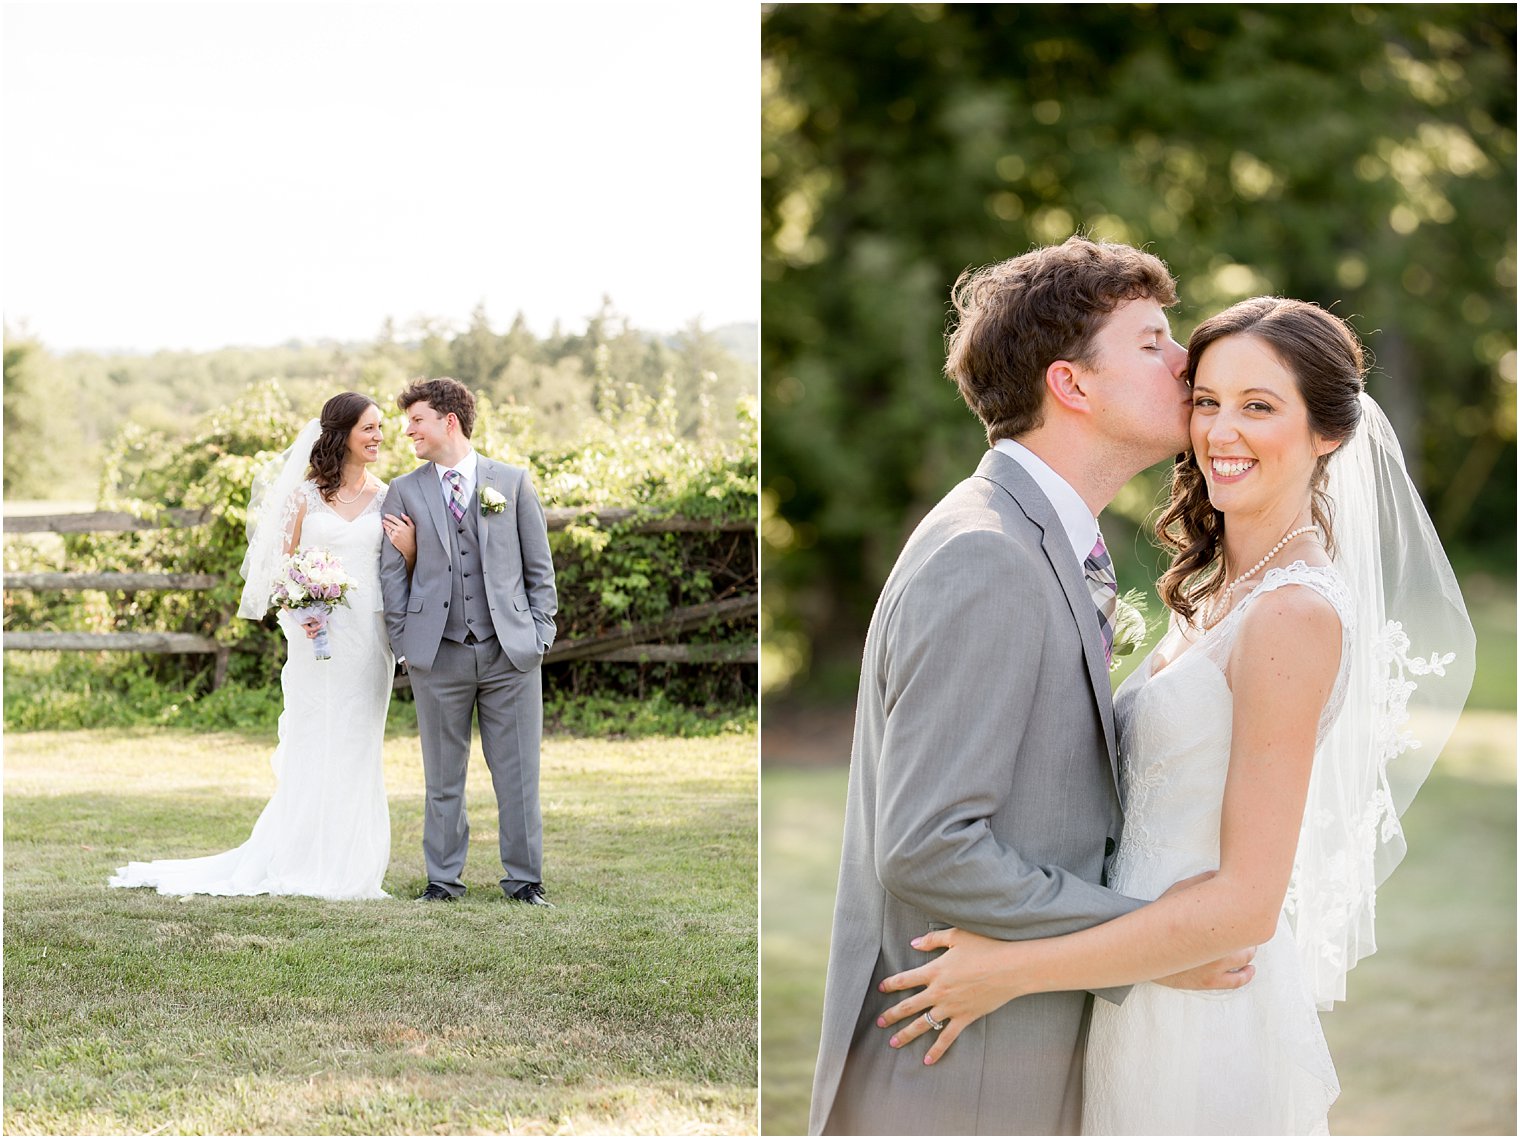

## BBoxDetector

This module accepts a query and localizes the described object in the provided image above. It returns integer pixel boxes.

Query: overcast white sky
[2,1,756,352]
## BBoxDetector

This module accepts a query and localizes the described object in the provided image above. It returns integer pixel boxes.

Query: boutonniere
[479,487,507,515]
[1110,589,1154,671]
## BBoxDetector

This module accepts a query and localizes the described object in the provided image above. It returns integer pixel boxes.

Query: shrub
[4,380,756,731]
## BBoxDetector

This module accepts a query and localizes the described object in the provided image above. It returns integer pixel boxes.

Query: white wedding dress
[1083,562,1352,1136]
[110,481,394,901]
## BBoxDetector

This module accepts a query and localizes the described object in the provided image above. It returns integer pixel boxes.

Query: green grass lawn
[5,726,758,1135]
[760,710,1516,1136]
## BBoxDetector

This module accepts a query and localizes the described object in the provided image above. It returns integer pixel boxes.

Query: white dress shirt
[433,450,479,507]
[992,437,1101,568]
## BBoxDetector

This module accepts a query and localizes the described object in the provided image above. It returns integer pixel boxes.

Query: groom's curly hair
[945,235,1177,444]
[397,377,476,438]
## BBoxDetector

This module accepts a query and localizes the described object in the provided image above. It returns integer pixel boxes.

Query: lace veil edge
[237,420,320,620]
[1285,393,1475,1009]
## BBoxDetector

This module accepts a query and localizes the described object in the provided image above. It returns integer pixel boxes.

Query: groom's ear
[1043,360,1090,414]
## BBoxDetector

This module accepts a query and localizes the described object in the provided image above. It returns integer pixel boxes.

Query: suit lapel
[974,450,1121,794]
[476,459,495,558]
[415,463,450,554]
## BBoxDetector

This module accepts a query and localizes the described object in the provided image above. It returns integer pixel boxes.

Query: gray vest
[442,488,495,644]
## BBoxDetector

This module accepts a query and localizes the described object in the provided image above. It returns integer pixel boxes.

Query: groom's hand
[1151,869,1257,990]
[1159,869,1219,896]
[1154,947,1257,991]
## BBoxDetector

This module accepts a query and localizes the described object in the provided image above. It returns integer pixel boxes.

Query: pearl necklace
[334,477,368,504]
[1203,524,1317,628]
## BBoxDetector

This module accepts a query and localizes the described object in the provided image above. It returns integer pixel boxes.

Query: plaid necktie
[1084,531,1118,666]
[443,469,467,522]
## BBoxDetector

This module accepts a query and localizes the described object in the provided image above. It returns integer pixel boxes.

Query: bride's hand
[876,927,1025,1065]
[382,513,417,571]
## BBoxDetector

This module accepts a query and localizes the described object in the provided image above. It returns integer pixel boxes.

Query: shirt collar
[434,449,478,487]
[992,438,1099,566]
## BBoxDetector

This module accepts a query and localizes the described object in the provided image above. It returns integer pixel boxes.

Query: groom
[810,237,1253,1136]
[379,377,558,907]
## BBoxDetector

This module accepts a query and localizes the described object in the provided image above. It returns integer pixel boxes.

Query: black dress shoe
[505,882,554,907]
[416,883,457,902]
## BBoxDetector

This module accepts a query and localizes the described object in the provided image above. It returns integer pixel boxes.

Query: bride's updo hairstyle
[1158,297,1366,624]
[306,391,381,501]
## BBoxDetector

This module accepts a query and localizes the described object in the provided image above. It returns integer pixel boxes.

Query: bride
[874,298,1474,1134]
[110,392,416,901]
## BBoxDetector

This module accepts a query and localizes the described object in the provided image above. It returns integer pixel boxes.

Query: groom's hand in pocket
[1151,869,1258,991]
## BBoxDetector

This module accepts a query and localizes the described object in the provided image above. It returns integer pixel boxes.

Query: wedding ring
[922,1010,945,1032]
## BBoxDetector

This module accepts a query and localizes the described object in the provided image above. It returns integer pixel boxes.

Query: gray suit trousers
[409,636,543,894]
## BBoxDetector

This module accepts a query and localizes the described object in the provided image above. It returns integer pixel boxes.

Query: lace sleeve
[284,486,314,554]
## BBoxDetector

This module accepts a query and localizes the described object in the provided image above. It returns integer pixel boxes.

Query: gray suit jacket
[379,457,557,673]
[809,449,1143,1136]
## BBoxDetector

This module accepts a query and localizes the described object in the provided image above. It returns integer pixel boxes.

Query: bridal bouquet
[271,549,354,660]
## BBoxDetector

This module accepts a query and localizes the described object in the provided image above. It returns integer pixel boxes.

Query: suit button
[443,602,449,609]
[1104,837,1116,857]
[465,595,473,601]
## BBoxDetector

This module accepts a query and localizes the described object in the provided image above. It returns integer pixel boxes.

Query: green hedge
[4,380,756,730]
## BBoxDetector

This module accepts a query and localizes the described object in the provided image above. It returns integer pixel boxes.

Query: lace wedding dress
[1083,562,1351,1136]
[110,481,393,901]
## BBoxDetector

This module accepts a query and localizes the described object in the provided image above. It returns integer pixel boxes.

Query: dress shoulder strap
[1251,561,1355,633]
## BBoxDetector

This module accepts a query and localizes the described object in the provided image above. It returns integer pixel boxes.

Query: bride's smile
[348,406,384,466]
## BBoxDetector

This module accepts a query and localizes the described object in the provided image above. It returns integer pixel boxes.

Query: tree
[450,302,509,391]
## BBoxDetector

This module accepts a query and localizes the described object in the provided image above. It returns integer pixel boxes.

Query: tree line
[4,299,756,502]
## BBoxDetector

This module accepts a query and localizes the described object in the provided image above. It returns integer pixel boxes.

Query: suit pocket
[408,596,425,613]
[512,593,529,612]
[927,922,951,933]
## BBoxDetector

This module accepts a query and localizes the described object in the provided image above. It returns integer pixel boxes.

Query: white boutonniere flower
[479,487,507,515]
[1110,589,1153,671]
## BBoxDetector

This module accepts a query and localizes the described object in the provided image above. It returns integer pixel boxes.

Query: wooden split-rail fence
[4,506,756,689]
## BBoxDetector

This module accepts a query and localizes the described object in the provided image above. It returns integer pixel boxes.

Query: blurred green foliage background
[761,3,1516,698]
